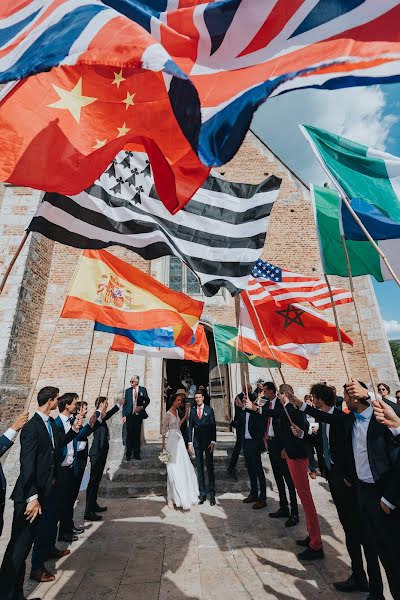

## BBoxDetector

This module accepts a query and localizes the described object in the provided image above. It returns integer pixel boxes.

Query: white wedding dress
[162,410,199,509]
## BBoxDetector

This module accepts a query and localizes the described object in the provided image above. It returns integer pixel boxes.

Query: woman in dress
[162,393,199,510]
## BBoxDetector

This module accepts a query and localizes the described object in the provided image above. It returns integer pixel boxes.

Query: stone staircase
[99,436,253,499]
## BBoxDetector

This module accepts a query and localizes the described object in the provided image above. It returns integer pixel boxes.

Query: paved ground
[0,455,390,600]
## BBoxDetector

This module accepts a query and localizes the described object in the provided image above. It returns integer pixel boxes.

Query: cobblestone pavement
[0,457,390,600]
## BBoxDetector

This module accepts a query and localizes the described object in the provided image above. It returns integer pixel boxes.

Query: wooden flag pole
[337,191,400,287]
[106,375,112,400]
[81,328,95,403]
[123,352,129,396]
[323,274,352,380]
[234,295,248,391]
[340,235,380,400]
[98,348,111,398]
[243,291,293,426]
[0,231,30,295]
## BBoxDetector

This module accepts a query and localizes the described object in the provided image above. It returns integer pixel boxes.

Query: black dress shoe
[58,533,78,543]
[334,574,369,593]
[84,512,103,521]
[72,526,84,535]
[125,455,132,461]
[269,507,290,518]
[285,515,299,527]
[133,454,141,460]
[209,496,216,506]
[296,536,310,547]
[199,495,207,504]
[298,546,324,561]
[243,494,258,504]
[94,505,107,512]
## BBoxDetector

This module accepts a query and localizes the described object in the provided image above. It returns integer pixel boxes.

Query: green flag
[311,184,389,281]
[301,124,400,222]
[213,324,279,368]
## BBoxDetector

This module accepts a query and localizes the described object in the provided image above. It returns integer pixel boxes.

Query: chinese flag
[0,63,209,214]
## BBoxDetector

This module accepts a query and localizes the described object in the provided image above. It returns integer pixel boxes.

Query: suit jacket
[89,405,119,462]
[264,398,286,451]
[188,405,216,450]
[11,413,77,504]
[0,433,13,526]
[344,411,400,501]
[304,405,349,474]
[123,386,150,419]
[262,402,308,459]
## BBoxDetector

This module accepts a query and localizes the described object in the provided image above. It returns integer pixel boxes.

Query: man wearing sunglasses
[122,375,150,461]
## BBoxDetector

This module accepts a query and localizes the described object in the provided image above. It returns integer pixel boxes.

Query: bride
[162,393,199,509]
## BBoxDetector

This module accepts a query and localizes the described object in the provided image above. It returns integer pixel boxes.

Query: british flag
[1,1,400,204]
[249,258,353,310]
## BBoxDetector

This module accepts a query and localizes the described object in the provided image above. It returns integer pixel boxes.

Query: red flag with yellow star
[0,63,209,214]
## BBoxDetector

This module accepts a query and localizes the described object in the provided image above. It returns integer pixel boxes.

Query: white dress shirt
[59,413,74,467]
[267,398,276,438]
[244,412,252,439]
[352,405,374,484]
[3,428,17,443]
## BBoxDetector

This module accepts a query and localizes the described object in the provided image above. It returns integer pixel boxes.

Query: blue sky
[251,82,400,339]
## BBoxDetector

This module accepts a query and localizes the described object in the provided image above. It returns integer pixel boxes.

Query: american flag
[248,259,353,311]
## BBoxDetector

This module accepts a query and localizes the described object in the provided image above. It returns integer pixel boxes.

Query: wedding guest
[395,389,400,405]
[344,380,400,600]
[122,375,150,461]
[188,390,216,506]
[377,382,396,404]
[0,412,28,537]
[242,391,268,510]
[227,384,254,481]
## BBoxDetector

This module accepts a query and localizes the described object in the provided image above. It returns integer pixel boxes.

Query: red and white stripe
[247,271,353,310]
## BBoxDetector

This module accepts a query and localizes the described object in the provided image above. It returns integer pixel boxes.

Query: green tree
[389,340,400,379]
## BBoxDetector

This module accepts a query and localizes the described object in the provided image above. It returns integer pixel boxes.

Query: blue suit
[0,433,13,537]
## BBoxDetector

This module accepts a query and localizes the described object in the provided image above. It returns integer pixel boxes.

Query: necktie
[46,419,54,447]
[322,423,331,472]
[197,406,202,419]
[354,412,366,422]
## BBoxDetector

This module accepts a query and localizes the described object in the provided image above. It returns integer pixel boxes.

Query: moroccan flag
[61,250,203,345]
[214,324,279,368]
[111,325,209,363]
[241,290,352,348]
[301,124,400,222]
[312,185,400,282]
[0,1,208,213]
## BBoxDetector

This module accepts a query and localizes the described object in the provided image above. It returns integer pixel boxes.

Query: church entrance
[162,326,231,431]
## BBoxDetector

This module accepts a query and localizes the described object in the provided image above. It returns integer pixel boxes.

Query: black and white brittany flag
[29,152,281,296]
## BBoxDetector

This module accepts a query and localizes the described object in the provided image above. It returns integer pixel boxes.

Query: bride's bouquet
[158,449,171,464]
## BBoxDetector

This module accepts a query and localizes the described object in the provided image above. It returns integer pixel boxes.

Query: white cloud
[384,319,400,340]
[252,86,398,185]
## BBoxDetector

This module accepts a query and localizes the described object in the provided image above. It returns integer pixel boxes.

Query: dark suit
[242,405,268,502]
[0,433,14,537]
[0,413,77,599]
[305,405,382,594]
[344,410,400,599]
[264,399,298,516]
[228,392,252,472]
[86,405,119,514]
[123,385,150,459]
[188,404,216,497]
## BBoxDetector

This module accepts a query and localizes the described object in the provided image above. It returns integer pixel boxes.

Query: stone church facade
[0,132,398,440]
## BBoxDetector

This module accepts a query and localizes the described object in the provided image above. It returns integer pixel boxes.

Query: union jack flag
[248,258,353,310]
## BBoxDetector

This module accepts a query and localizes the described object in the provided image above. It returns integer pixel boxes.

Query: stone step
[108,454,246,471]
[108,465,250,482]
[99,479,251,499]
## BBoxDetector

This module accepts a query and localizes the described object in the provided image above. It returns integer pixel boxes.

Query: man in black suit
[0,412,28,537]
[71,401,90,518]
[188,390,216,505]
[344,380,400,600]
[0,386,82,599]
[227,384,254,481]
[263,382,299,526]
[85,395,123,521]
[299,383,378,595]
[122,375,150,461]
[241,392,268,510]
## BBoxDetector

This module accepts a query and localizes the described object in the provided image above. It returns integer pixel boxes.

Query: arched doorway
[162,325,231,430]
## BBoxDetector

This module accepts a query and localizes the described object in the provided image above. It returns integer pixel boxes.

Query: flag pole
[0,231,30,295]
[340,235,380,400]
[243,291,293,426]
[235,296,248,390]
[106,375,112,400]
[81,328,95,403]
[123,352,129,397]
[98,347,111,398]
[323,274,352,380]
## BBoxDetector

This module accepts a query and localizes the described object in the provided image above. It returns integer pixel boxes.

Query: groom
[188,390,217,506]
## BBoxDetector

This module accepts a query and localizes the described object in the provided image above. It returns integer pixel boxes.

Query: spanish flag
[61,250,203,345]
[111,325,209,363]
